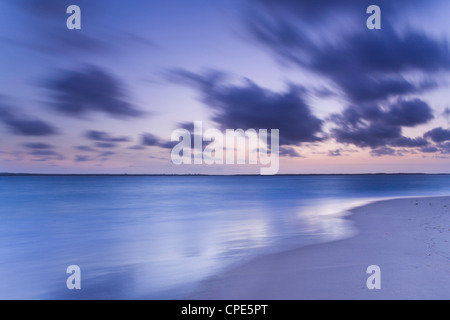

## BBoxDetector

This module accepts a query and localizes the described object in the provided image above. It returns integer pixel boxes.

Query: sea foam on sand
[189,196,450,300]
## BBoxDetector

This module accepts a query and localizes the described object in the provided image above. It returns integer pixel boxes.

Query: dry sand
[190,196,450,299]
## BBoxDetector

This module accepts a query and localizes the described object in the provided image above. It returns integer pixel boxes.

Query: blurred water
[0,175,449,299]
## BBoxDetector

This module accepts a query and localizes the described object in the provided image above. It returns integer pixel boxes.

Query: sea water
[0,175,449,299]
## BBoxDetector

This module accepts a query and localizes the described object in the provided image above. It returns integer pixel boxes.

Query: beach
[190,196,450,300]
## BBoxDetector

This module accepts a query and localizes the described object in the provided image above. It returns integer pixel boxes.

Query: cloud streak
[45,66,145,119]
[168,69,324,146]
[0,99,58,136]
[330,99,433,149]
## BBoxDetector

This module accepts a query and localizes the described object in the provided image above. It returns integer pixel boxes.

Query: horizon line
[2,172,450,176]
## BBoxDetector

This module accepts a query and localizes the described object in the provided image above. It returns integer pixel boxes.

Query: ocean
[0,174,449,299]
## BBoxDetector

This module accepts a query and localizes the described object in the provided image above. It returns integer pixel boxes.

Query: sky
[1,0,450,174]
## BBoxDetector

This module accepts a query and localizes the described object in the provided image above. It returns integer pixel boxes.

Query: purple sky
[1,0,450,174]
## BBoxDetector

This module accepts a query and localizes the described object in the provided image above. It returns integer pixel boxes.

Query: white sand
[190,196,450,299]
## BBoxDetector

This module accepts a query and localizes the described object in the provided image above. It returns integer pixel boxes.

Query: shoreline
[188,196,450,300]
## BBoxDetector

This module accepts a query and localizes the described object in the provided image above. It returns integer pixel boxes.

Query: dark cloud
[389,137,429,148]
[140,132,179,150]
[128,145,146,150]
[246,1,448,155]
[75,146,97,152]
[439,142,450,154]
[95,142,117,149]
[45,66,145,119]
[158,140,180,150]
[99,151,115,157]
[413,141,450,155]
[330,99,433,149]
[330,99,434,129]
[370,147,397,157]
[0,102,58,136]
[333,125,428,149]
[328,149,342,157]
[84,130,130,142]
[333,122,400,149]
[141,133,163,147]
[75,155,92,162]
[424,127,450,143]
[168,69,323,146]
[74,146,116,159]
[22,142,54,149]
[419,146,440,153]
[29,150,64,160]
[141,123,204,151]
[3,118,58,136]
[247,8,450,104]
[139,124,208,152]
[279,146,302,157]
[443,108,450,119]
[386,99,434,127]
